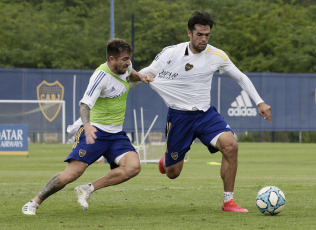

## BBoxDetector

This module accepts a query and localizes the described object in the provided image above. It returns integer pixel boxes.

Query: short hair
[188,11,216,31]
[106,38,133,60]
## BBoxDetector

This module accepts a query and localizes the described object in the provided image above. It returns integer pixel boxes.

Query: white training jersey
[67,63,133,134]
[140,42,263,111]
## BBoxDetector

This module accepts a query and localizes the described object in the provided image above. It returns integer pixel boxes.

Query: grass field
[0,142,315,230]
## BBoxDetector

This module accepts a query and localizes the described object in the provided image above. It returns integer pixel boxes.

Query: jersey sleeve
[80,70,107,109]
[139,46,174,76]
[226,66,264,105]
[213,49,235,74]
[214,48,260,105]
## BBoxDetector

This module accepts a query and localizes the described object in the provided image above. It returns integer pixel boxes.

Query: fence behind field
[0,68,315,142]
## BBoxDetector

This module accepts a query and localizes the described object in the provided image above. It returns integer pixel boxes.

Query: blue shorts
[165,106,233,167]
[65,126,136,169]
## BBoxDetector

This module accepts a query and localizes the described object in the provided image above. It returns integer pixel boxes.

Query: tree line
[0,0,315,73]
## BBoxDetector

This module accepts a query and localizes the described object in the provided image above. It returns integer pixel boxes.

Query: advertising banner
[0,68,315,135]
[0,124,28,155]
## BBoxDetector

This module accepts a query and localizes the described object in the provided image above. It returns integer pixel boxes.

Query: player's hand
[83,123,97,144]
[128,69,154,83]
[257,102,271,123]
[140,73,154,84]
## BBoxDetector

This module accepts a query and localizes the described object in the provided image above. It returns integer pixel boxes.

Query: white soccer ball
[256,186,286,215]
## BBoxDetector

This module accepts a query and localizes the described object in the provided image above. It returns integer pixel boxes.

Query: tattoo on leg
[37,173,64,201]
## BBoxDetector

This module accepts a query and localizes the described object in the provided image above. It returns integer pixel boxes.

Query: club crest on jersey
[37,80,64,122]
[171,152,179,160]
[79,149,87,157]
[185,63,194,71]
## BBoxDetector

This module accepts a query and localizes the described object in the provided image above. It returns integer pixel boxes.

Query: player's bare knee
[165,161,183,179]
[166,169,181,179]
[131,164,141,177]
[230,141,238,153]
[221,141,238,158]
[125,163,141,179]
[166,173,180,179]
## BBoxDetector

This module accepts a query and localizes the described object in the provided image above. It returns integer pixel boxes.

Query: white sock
[224,192,234,203]
[31,199,40,207]
[88,183,95,192]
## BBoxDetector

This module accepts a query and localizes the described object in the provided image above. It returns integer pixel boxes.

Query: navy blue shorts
[65,126,136,169]
[165,106,233,167]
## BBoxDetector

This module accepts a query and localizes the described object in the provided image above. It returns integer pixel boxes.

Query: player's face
[188,24,211,53]
[112,52,132,74]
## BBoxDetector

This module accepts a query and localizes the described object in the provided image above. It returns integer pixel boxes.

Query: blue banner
[0,124,28,155]
[0,68,315,135]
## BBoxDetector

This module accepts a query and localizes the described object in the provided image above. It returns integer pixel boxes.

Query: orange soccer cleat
[222,200,248,212]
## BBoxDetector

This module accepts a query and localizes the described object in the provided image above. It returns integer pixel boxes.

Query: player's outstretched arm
[128,69,154,84]
[257,102,271,123]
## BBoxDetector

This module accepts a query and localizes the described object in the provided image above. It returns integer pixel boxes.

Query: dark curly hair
[188,11,216,31]
[106,38,133,60]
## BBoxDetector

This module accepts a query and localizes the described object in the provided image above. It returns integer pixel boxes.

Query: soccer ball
[256,186,286,215]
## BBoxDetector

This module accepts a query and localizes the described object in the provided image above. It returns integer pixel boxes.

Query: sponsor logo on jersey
[228,90,257,117]
[185,63,194,71]
[37,80,64,122]
[157,69,178,80]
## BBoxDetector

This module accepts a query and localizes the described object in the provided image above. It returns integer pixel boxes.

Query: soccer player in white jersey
[22,38,153,215]
[140,11,272,212]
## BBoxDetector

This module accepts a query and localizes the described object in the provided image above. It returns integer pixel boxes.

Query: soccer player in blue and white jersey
[22,38,153,215]
[140,11,272,212]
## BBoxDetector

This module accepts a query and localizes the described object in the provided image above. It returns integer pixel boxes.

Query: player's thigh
[166,159,184,177]
[118,151,140,168]
[118,151,141,177]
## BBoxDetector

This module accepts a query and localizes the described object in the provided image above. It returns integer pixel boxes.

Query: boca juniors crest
[185,63,194,71]
[37,80,64,122]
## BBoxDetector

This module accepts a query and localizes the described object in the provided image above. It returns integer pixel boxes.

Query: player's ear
[187,30,191,38]
[109,56,115,62]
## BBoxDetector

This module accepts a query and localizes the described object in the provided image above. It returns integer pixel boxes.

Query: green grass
[0,143,315,230]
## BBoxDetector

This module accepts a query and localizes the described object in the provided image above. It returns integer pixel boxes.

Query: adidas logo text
[228,90,257,117]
